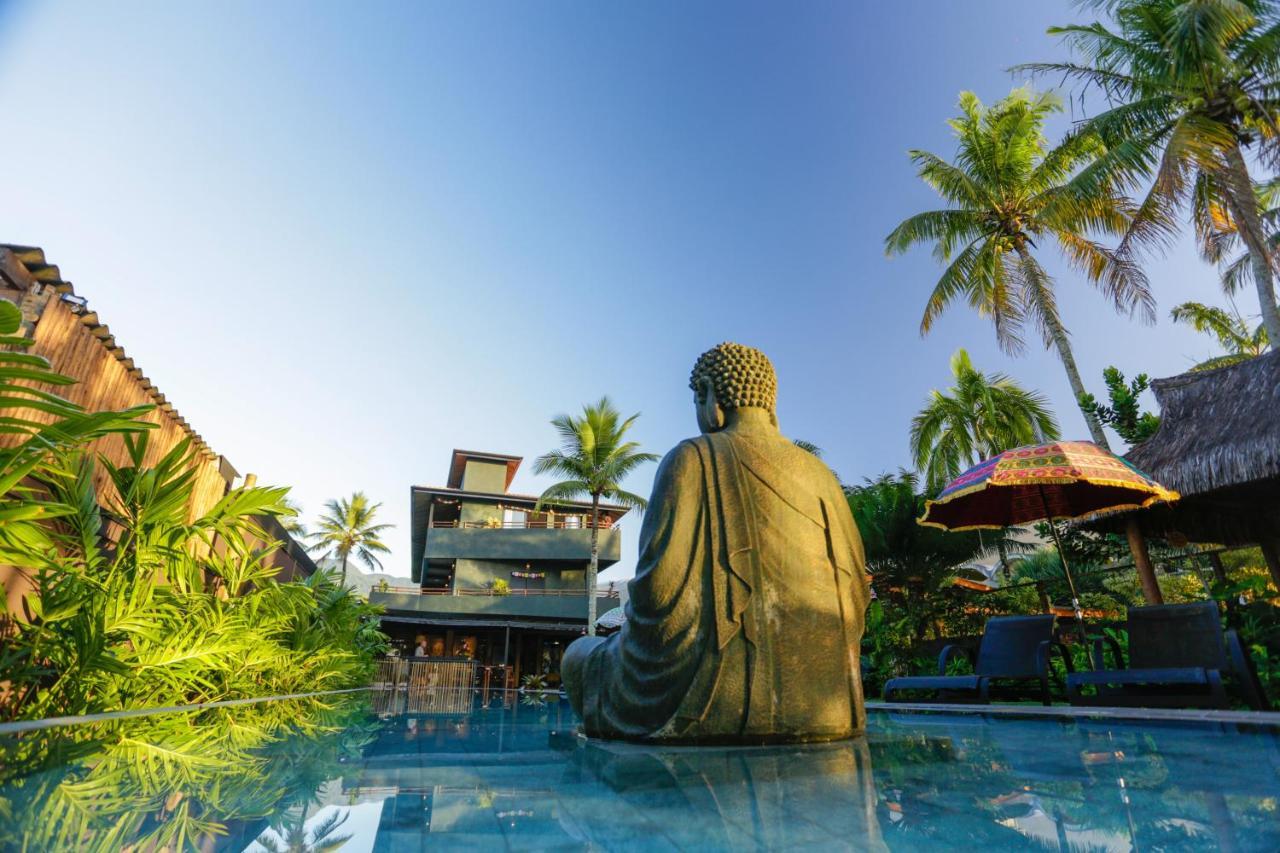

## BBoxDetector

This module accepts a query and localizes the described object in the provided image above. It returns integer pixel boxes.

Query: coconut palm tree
[886,87,1152,448]
[1200,176,1280,308]
[910,349,1061,494]
[256,809,352,853]
[792,439,824,457]
[307,492,392,586]
[1024,0,1280,345]
[1171,299,1269,369]
[281,497,308,539]
[534,397,657,635]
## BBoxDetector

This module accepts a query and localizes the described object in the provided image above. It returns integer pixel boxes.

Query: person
[414,636,428,657]
[561,342,870,743]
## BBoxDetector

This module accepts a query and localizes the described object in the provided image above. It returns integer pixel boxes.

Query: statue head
[689,342,778,433]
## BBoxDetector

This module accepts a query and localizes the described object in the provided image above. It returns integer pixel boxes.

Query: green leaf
[0,300,21,334]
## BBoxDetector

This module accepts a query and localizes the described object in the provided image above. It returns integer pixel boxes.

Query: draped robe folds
[564,424,871,743]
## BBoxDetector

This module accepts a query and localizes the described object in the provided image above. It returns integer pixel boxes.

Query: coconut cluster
[689,342,777,412]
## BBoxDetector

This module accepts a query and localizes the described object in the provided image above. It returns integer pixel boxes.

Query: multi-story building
[370,450,629,685]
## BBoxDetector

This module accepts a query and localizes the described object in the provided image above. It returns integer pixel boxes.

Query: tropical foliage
[1027,0,1280,344]
[1170,299,1270,369]
[792,439,824,457]
[0,298,386,724]
[1,433,387,723]
[886,86,1152,447]
[1201,176,1280,300]
[1078,366,1162,446]
[0,694,377,852]
[0,300,153,523]
[307,492,393,586]
[850,472,1040,695]
[0,293,390,847]
[534,396,656,634]
[846,472,987,640]
[910,348,1059,493]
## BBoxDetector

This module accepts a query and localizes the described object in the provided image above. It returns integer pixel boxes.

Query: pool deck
[8,690,1280,737]
[873,699,1280,726]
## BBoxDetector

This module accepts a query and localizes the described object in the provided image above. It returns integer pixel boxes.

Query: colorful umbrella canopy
[917,441,1179,622]
[918,441,1179,532]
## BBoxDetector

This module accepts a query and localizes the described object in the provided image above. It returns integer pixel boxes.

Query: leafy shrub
[1,435,387,722]
[0,301,386,722]
[1212,568,1280,708]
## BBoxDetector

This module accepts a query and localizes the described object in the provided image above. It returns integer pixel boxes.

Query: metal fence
[371,658,512,715]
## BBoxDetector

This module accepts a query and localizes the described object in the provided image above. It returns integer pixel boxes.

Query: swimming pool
[3,696,1278,851]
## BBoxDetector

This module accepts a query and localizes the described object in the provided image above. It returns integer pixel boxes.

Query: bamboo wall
[1,247,317,620]
[16,296,231,520]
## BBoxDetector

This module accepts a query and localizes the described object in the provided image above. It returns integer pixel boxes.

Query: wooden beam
[1262,538,1280,593]
[1126,517,1164,605]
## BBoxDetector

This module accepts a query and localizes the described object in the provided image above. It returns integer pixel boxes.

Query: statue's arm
[626,440,705,619]
[828,477,871,610]
[577,440,708,735]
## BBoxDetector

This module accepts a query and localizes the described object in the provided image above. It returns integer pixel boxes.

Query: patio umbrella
[918,441,1179,621]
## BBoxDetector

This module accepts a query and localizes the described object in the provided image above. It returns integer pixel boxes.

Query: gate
[371,658,512,714]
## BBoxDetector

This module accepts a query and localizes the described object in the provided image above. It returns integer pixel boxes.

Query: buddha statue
[561,342,870,743]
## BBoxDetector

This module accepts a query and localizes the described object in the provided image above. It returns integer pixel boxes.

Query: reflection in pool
[3,695,1279,851]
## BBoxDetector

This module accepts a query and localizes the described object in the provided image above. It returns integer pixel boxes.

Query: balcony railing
[379,585,621,599]
[431,519,615,530]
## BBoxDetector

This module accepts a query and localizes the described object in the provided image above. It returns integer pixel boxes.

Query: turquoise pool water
[4,697,1280,851]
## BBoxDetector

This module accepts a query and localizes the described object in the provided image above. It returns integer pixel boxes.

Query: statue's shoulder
[654,437,710,482]
[750,434,847,499]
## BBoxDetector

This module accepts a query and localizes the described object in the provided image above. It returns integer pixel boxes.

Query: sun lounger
[883,614,1069,705]
[1066,602,1267,710]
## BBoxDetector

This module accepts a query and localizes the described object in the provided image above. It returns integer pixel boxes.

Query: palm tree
[792,439,824,457]
[1200,177,1280,298]
[534,397,657,635]
[1025,0,1280,345]
[1171,299,1269,369]
[886,87,1152,449]
[910,349,1060,494]
[281,497,308,539]
[845,472,988,641]
[256,809,351,853]
[307,492,392,586]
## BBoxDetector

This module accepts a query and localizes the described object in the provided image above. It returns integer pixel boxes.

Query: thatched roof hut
[1095,349,1280,585]
[1129,349,1280,501]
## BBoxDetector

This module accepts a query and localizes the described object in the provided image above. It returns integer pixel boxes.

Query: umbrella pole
[1038,485,1083,624]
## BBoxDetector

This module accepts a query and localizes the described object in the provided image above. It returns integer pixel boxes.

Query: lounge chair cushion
[883,675,983,694]
[1068,667,1215,688]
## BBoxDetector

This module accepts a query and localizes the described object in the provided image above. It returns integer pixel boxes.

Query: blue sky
[0,2,1239,579]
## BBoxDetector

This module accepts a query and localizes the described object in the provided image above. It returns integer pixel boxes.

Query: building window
[502,508,527,527]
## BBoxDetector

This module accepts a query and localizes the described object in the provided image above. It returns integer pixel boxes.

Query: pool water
[4,697,1280,851]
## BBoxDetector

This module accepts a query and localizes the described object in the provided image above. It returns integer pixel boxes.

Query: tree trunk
[1048,309,1110,448]
[1262,537,1280,594]
[587,495,601,636]
[341,551,349,588]
[1126,517,1163,605]
[1015,246,1110,449]
[1222,143,1280,346]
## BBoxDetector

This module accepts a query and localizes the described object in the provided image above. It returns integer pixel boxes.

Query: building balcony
[370,587,620,623]
[423,523,622,566]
